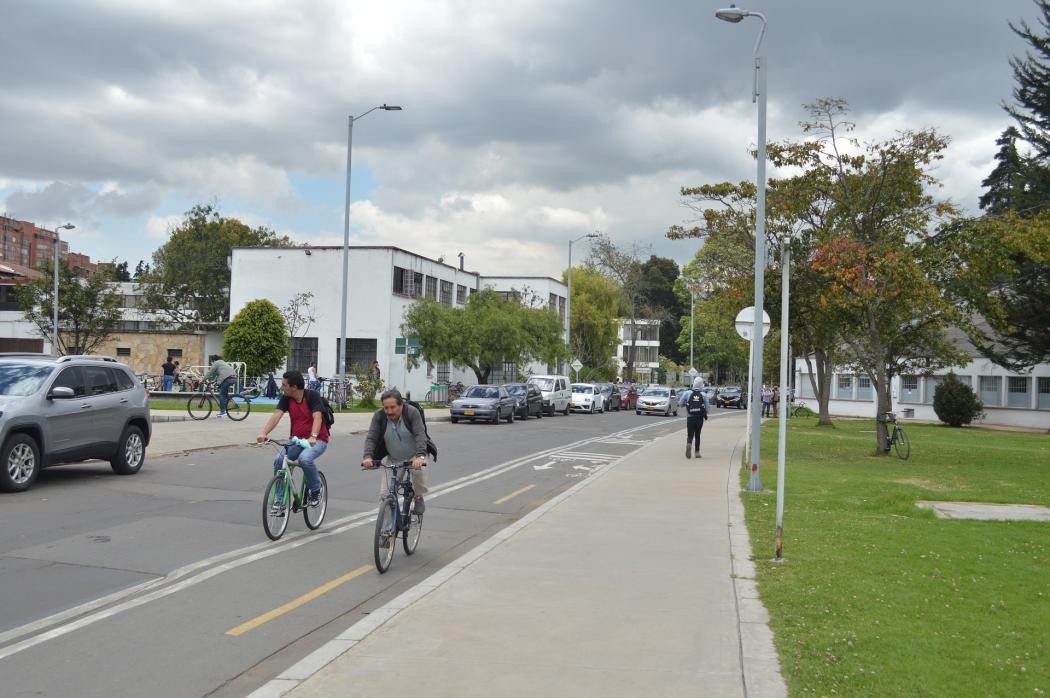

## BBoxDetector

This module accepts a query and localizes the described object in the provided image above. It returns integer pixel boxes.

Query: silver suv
[0,354,151,492]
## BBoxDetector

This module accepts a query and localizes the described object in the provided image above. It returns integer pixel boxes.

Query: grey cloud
[4,181,165,224]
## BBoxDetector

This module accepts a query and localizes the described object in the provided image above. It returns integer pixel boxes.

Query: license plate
[464,409,475,416]
[569,403,577,408]
[646,405,655,410]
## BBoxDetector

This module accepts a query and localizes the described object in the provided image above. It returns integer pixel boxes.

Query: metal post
[745,335,754,463]
[775,246,790,559]
[566,239,573,375]
[338,115,354,386]
[689,290,694,373]
[53,233,60,356]
[746,52,768,492]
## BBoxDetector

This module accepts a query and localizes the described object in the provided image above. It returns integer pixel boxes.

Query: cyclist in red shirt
[256,370,329,507]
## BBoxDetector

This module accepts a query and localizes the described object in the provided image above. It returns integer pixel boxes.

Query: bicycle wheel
[403,511,422,555]
[187,395,213,420]
[262,474,290,540]
[893,426,910,461]
[373,498,397,573]
[303,471,328,530]
[226,395,251,421]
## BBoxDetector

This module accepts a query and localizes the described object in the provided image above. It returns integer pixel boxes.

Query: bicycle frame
[270,444,309,511]
[380,462,417,532]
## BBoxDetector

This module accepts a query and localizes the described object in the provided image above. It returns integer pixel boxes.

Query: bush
[351,364,384,409]
[932,373,984,427]
[223,299,288,378]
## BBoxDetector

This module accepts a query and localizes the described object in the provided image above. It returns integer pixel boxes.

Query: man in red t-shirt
[256,370,329,508]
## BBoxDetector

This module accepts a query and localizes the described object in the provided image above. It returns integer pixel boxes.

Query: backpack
[309,389,335,430]
[687,391,708,418]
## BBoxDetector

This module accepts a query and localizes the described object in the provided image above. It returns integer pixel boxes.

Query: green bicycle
[261,437,329,540]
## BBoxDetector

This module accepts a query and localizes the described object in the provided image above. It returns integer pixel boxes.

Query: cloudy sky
[0,0,1038,277]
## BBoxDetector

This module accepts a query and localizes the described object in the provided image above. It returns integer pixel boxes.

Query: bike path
[256,414,786,698]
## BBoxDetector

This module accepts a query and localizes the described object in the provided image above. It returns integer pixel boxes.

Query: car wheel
[451,417,459,424]
[507,408,514,423]
[492,410,500,425]
[562,404,570,416]
[636,410,641,415]
[0,433,41,492]
[111,425,146,475]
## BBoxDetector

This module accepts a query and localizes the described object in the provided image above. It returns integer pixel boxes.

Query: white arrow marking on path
[573,464,597,472]
[532,461,554,471]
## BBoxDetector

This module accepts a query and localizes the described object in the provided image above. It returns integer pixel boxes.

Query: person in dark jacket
[361,389,430,514]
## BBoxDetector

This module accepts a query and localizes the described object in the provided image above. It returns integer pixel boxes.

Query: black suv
[0,354,151,492]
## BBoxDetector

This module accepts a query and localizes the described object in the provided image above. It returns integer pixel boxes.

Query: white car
[569,383,605,414]
[636,386,678,416]
[527,374,571,416]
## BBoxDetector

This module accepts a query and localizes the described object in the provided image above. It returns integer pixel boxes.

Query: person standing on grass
[772,385,780,418]
[761,384,774,417]
[678,377,710,459]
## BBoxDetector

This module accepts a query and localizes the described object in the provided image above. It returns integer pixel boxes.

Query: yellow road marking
[494,484,536,505]
[226,564,373,637]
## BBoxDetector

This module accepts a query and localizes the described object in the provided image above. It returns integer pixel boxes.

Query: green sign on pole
[395,337,420,355]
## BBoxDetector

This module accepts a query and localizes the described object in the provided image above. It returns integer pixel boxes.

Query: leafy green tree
[563,265,620,378]
[18,261,123,355]
[588,236,651,378]
[141,204,295,326]
[638,256,686,363]
[112,261,132,282]
[401,290,567,383]
[933,373,984,427]
[222,299,288,378]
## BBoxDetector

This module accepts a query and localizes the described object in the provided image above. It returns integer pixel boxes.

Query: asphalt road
[0,405,741,697]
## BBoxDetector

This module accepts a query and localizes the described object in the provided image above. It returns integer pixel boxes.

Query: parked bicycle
[790,400,808,417]
[261,437,329,540]
[318,377,349,410]
[186,380,252,421]
[371,460,423,573]
[877,411,910,460]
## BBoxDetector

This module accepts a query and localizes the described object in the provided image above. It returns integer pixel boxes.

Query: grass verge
[741,417,1050,697]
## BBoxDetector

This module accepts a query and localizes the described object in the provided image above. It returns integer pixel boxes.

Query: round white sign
[735,306,771,341]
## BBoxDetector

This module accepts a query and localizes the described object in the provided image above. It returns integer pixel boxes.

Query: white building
[229,247,567,397]
[614,318,661,382]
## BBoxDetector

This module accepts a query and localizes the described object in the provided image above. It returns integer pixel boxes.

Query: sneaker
[685,444,692,459]
[694,446,701,458]
[270,503,286,517]
[412,497,425,515]
[308,490,321,508]
[215,412,226,419]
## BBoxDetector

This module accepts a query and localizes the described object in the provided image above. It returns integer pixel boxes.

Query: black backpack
[687,391,708,418]
[309,389,335,430]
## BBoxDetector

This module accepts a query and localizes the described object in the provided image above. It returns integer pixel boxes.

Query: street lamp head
[586,233,600,238]
[380,104,402,111]
[715,5,747,22]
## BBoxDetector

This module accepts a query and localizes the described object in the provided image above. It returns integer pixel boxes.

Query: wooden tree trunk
[875,365,892,453]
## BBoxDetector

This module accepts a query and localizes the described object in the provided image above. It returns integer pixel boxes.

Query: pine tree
[1006,1,1050,160]
[979,127,1035,214]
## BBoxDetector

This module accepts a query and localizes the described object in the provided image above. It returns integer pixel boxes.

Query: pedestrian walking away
[161,356,176,392]
[205,359,238,418]
[255,370,330,507]
[361,389,436,515]
[679,377,710,459]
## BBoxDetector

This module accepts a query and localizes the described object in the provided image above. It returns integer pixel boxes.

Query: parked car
[716,386,747,409]
[617,385,639,410]
[569,383,605,413]
[598,383,622,411]
[0,353,152,493]
[636,386,679,416]
[701,386,717,403]
[450,385,517,424]
[503,382,544,420]
[526,374,571,416]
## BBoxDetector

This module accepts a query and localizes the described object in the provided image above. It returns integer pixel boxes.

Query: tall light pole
[565,232,598,373]
[52,223,75,355]
[716,4,768,492]
[775,244,790,559]
[689,289,694,374]
[337,104,402,388]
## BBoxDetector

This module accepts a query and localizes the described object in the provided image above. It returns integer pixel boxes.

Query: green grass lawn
[741,418,1050,697]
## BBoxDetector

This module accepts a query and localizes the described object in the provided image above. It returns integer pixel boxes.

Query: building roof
[230,245,481,277]
[0,260,44,281]
[480,275,566,287]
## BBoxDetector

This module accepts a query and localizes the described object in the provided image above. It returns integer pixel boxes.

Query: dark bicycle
[877,411,910,460]
[370,460,423,573]
[187,380,254,421]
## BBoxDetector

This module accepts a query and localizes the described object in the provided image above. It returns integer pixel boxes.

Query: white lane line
[0,421,674,659]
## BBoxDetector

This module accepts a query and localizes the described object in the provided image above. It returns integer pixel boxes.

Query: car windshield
[0,364,53,396]
[464,386,498,399]
[571,384,593,394]
[505,385,526,396]
[642,388,669,397]
[529,378,554,391]
[722,387,741,394]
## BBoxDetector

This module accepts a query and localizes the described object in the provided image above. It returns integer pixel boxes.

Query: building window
[900,376,919,402]
[924,375,944,403]
[425,276,437,300]
[336,338,377,373]
[558,296,565,322]
[166,348,183,358]
[437,362,451,383]
[798,377,816,399]
[456,284,467,304]
[549,293,557,310]
[835,374,853,400]
[116,347,131,357]
[1007,376,1031,408]
[393,266,407,294]
[440,280,453,306]
[856,374,873,401]
[0,285,21,311]
[1039,377,1050,410]
[393,267,423,297]
[289,337,318,373]
[979,376,1002,407]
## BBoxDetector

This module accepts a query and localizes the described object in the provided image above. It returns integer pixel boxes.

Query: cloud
[145,214,183,240]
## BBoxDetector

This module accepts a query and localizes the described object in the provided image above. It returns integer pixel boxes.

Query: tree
[588,236,651,379]
[401,290,567,383]
[140,204,295,326]
[638,256,686,363]
[563,265,621,379]
[112,261,132,282]
[133,260,151,279]
[280,291,316,342]
[17,261,123,355]
[1005,1,1050,161]
[933,373,984,427]
[222,299,288,378]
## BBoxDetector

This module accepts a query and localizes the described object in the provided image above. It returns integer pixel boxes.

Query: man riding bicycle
[205,359,238,419]
[256,370,329,508]
[361,389,431,514]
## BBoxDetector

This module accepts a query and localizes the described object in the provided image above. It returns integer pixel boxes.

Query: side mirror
[49,386,76,400]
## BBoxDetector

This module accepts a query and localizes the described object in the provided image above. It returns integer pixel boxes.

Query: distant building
[615,318,660,382]
[0,215,98,273]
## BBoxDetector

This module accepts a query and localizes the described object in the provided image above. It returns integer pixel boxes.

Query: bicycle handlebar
[260,437,312,449]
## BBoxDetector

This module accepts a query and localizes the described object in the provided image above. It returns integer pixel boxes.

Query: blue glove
[290,436,312,449]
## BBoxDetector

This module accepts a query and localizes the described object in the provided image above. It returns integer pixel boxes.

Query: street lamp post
[337,104,402,389]
[716,4,769,492]
[565,233,598,373]
[775,245,790,559]
[689,290,694,373]
[52,223,75,356]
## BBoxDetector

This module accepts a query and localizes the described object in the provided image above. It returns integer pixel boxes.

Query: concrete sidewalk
[253,415,786,697]
[146,408,451,458]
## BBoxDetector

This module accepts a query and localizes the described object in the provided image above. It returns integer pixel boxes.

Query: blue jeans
[162,375,174,391]
[217,376,236,414]
[273,440,326,496]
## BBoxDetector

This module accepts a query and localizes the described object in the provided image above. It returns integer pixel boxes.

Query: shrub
[351,364,385,409]
[932,373,984,427]
[223,299,288,378]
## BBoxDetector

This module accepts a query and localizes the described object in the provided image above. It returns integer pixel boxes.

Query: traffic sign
[734,307,771,341]
[395,337,421,355]
[570,358,583,372]
[688,367,699,377]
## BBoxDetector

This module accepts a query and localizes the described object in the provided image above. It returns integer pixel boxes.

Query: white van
[527,374,572,416]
